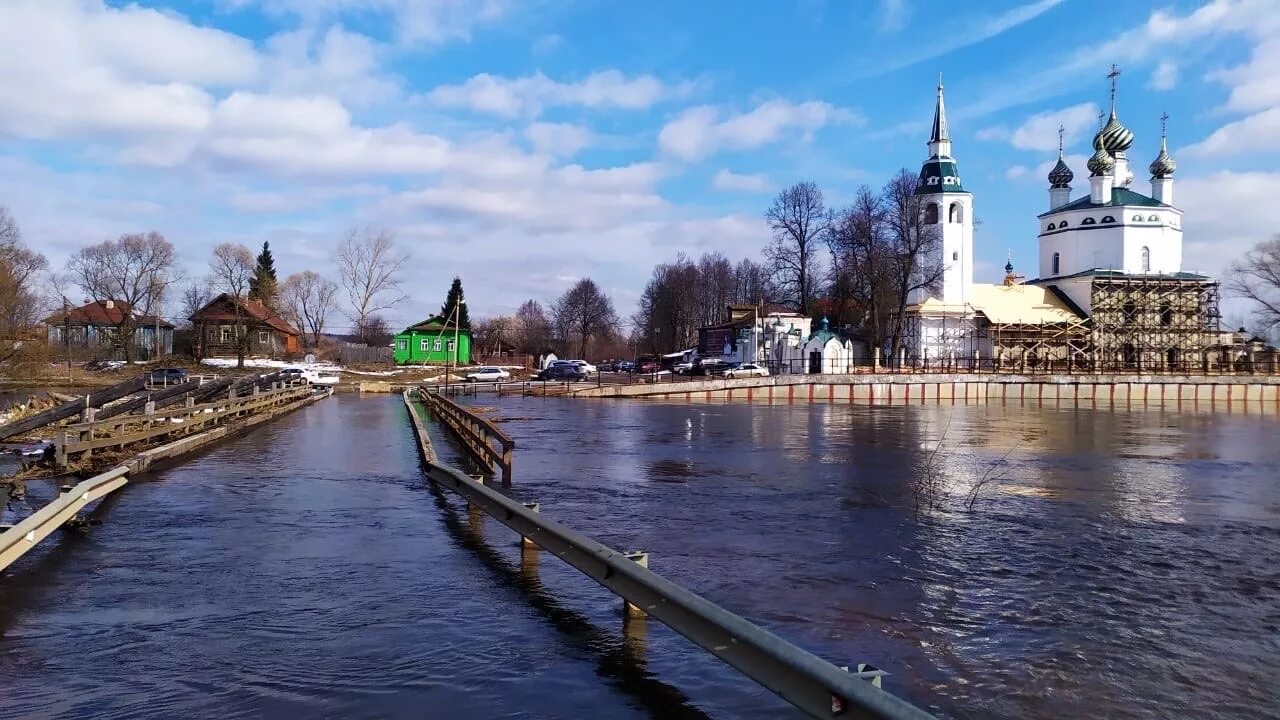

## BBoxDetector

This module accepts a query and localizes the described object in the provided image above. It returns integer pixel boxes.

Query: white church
[903,69,1220,372]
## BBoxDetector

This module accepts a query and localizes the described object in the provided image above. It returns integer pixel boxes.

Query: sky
[1,0,1277,332]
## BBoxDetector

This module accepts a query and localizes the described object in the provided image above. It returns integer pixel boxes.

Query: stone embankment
[572,373,1280,411]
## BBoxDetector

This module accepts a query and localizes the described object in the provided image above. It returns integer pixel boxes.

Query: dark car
[535,365,587,381]
[616,361,635,372]
[149,367,188,385]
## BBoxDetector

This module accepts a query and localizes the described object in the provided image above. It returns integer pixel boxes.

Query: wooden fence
[54,384,316,468]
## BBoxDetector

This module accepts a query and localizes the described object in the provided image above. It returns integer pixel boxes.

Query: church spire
[927,75,954,160]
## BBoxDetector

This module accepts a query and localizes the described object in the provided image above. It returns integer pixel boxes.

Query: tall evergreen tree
[440,276,471,329]
[249,240,279,307]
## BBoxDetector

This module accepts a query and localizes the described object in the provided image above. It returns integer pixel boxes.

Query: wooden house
[393,316,471,365]
[44,299,174,360]
[190,294,300,358]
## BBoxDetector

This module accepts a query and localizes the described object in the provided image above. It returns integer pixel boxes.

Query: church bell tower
[914,77,973,306]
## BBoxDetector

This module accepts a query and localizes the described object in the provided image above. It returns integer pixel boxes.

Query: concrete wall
[573,373,1280,413]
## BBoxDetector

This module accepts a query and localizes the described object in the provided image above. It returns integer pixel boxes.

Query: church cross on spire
[930,73,950,146]
[1108,64,1122,116]
[1160,111,1169,138]
[1058,123,1065,156]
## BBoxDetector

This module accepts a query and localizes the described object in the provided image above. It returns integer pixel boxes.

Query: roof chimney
[104,299,115,309]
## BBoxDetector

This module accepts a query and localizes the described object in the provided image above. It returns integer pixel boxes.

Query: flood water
[1,394,1278,719]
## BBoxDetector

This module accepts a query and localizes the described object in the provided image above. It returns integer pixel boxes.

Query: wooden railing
[418,387,514,482]
[54,384,316,467]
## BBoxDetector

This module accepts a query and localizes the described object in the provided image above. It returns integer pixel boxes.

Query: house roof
[44,300,173,329]
[190,293,299,336]
[1037,187,1169,217]
[908,283,1085,325]
[402,315,472,334]
[1024,268,1213,284]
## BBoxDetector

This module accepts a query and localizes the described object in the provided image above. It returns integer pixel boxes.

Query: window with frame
[220,326,232,343]
[447,340,456,353]
[1141,246,1150,272]
[420,338,429,352]
[259,330,270,345]
[1052,252,1060,275]
[397,339,408,351]
[434,338,442,352]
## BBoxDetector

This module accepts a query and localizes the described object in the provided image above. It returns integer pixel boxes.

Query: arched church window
[924,203,939,224]
[949,202,963,223]
[1141,246,1150,272]
[1148,214,1158,221]
[1082,217,1097,225]
[1133,214,1143,222]
[1052,252,1060,275]
[952,251,958,261]
[1058,220,1068,227]
[1048,222,1057,231]
[1101,215,1115,223]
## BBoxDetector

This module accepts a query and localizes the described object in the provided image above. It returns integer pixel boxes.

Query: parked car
[597,361,617,372]
[693,358,734,376]
[279,367,309,386]
[673,361,694,375]
[638,360,661,373]
[553,359,597,376]
[148,367,188,385]
[464,367,511,382]
[724,363,769,379]
[535,364,587,381]
[616,361,635,372]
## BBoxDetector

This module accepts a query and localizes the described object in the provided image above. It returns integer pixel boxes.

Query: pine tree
[248,241,279,307]
[440,276,471,329]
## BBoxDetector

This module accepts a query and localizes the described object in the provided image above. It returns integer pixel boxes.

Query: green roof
[915,158,966,195]
[1026,269,1212,283]
[1038,187,1167,217]
[401,315,471,333]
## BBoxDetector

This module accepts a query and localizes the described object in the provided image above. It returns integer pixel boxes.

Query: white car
[464,367,511,382]
[673,361,694,374]
[724,363,769,379]
[554,360,597,376]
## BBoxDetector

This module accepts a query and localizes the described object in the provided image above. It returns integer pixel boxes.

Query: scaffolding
[989,316,1090,371]
[1089,275,1221,372]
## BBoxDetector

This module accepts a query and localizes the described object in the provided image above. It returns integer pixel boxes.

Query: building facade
[393,316,472,365]
[903,69,1222,372]
[190,294,301,359]
[44,299,174,360]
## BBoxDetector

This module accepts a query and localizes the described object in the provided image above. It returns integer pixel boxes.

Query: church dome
[1048,156,1074,188]
[1150,134,1176,178]
[1098,110,1134,153]
[1087,145,1114,176]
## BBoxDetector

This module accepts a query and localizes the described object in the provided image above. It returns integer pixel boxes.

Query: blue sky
[1,0,1277,331]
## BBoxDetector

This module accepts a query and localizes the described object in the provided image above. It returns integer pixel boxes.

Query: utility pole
[443,299,465,396]
[63,297,72,383]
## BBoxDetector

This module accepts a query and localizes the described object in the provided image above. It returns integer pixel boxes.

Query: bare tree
[552,278,619,359]
[336,227,409,342]
[732,257,773,306]
[473,316,514,357]
[828,185,897,357]
[66,232,176,363]
[280,271,339,349]
[0,207,48,366]
[207,242,255,368]
[1229,235,1280,334]
[514,299,552,355]
[634,254,699,352]
[180,283,214,325]
[882,170,943,364]
[356,314,393,346]
[764,181,829,315]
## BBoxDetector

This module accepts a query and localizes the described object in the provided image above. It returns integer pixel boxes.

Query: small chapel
[902,67,1221,372]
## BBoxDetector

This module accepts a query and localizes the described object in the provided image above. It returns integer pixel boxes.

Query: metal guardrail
[420,388,514,482]
[0,466,130,572]
[403,399,935,719]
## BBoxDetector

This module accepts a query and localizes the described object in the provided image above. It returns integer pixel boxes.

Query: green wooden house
[393,315,472,365]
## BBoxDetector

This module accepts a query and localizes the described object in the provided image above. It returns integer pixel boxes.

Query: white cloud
[263,26,399,106]
[425,70,688,117]
[1005,166,1028,180]
[712,169,773,192]
[524,122,593,157]
[1208,35,1280,113]
[659,99,860,161]
[1183,106,1280,158]
[1177,171,1280,276]
[220,0,509,46]
[977,103,1100,151]
[1149,60,1178,90]
[878,0,909,32]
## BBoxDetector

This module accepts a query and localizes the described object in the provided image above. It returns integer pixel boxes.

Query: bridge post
[623,551,649,619]
[520,502,540,549]
[186,395,195,409]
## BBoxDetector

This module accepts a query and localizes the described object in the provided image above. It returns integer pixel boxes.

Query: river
[1,394,1277,719]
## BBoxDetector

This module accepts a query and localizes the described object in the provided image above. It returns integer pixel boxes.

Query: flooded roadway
[1,394,1278,719]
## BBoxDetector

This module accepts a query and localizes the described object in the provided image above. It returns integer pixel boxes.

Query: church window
[924,203,939,224]
[949,202,963,223]
[1141,246,1150,272]
[1101,215,1115,223]
[1148,214,1158,221]
[1058,220,1068,227]
[952,251,958,261]
[1046,223,1055,231]
[1082,217,1097,225]
[1052,252,1060,275]
[1159,302,1173,326]
[1133,214,1143,221]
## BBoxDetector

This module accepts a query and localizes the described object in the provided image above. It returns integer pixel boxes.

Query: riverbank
[570,372,1280,411]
